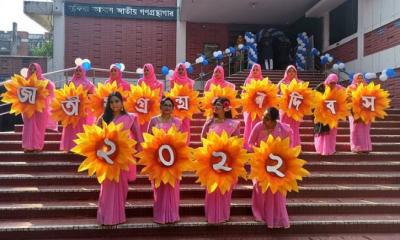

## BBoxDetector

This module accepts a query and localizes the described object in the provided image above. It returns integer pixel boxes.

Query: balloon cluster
[74,58,91,71]
[110,63,125,72]
[195,55,209,66]
[245,32,258,68]
[379,68,397,81]
[224,47,236,57]
[296,32,309,71]
[212,50,224,61]
[320,53,334,65]
[332,62,346,71]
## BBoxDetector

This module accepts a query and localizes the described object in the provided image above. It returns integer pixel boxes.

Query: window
[329,0,358,44]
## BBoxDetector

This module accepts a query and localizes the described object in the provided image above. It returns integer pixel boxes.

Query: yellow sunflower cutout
[193,131,249,194]
[51,83,90,128]
[314,86,350,128]
[165,84,200,120]
[350,82,390,124]
[90,82,128,118]
[137,126,192,188]
[201,84,241,118]
[249,135,309,196]
[72,121,137,184]
[279,80,314,121]
[125,82,160,125]
[1,73,50,118]
[241,78,279,120]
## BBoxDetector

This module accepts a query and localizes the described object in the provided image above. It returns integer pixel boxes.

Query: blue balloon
[229,47,236,55]
[161,66,169,75]
[82,61,91,71]
[187,66,193,74]
[202,59,208,66]
[320,57,328,65]
[386,68,397,78]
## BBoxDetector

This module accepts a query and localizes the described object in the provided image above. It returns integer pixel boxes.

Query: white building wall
[323,0,400,73]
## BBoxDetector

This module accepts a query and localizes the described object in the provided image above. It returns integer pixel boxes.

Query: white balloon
[379,74,388,81]
[328,56,333,63]
[225,48,230,54]
[195,58,201,64]
[168,70,174,75]
[217,50,223,55]
[238,44,244,50]
[184,61,191,68]
[338,63,345,69]
[20,68,28,78]
[136,68,143,74]
[302,32,307,37]
[120,63,125,72]
[301,58,306,63]
[333,64,339,70]
[74,58,83,66]
[198,56,204,63]
[365,72,377,79]
[213,51,219,58]
[382,69,387,75]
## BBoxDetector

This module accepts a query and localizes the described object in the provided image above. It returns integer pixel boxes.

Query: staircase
[0,70,399,239]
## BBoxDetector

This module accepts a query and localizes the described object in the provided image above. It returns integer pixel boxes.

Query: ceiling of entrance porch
[180,0,320,25]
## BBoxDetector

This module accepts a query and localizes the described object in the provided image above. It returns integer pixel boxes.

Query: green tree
[31,40,53,57]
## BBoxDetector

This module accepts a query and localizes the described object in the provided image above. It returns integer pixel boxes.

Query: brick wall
[64,0,177,77]
[364,18,400,56]
[0,56,47,82]
[186,22,230,78]
[326,37,358,63]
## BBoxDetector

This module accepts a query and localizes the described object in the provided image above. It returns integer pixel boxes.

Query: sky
[0,0,49,34]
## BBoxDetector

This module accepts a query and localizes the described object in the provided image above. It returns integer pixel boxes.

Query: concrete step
[0,171,399,187]
[1,151,399,163]
[1,197,399,220]
[0,214,399,239]
[1,140,400,152]
[3,132,400,143]
[1,160,399,174]
[0,184,399,202]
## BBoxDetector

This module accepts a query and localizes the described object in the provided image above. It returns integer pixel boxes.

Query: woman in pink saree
[204,65,235,91]
[169,63,195,143]
[201,97,240,223]
[314,73,344,155]
[347,73,372,153]
[147,97,183,224]
[105,64,130,91]
[137,63,164,135]
[21,63,55,152]
[96,91,142,225]
[243,63,264,149]
[60,65,95,152]
[248,107,293,228]
[278,65,302,147]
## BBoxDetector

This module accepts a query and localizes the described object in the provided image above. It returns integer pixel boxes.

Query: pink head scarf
[348,73,366,90]
[138,63,162,89]
[324,73,344,89]
[27,63,45,80]
[281,65,300,84]
[210,65,225,84]
[245,63,263,84]
[106,64,130,91]
[170,63,194,88]
[69,65,94,93]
